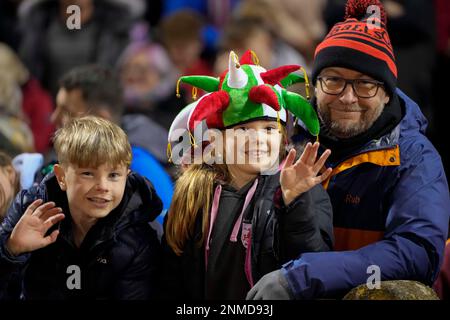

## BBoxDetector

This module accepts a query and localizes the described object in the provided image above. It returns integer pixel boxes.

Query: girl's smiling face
[224,120,284,184]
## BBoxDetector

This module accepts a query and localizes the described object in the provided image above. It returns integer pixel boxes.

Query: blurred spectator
[161,0,240,52]
[214,17,306,75]
[0,149,22,301]
[0,151,20,222]
[159,10,213,77]
[107,0,166,33]
[0,42,54,153]
[117,23,181,130]
[162,0,239,30]
[385,0,436,136]
[0,74,23,119]
[0,117,33,156]
[0,132,22,158]
[0,150,41,302]
[11,153,44,190]
[432,0,450,181]
[435,0,450,56]
[51,65,173,215]
[233,0,326,63]
[144,0,163,27]
[0,150,43,221]
[0,0,23,51]
[18,0,135,95]
[11,153,44,196]
[109,0,146,20]
[0,74,34,154]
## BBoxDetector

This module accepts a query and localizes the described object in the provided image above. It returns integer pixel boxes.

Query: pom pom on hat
[344,0,386,25]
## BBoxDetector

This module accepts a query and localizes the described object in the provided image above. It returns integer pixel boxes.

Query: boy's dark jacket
[161,172,334,299]
[0,171,162,300]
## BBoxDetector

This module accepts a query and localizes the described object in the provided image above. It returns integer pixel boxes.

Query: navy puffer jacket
[0,171,162,300]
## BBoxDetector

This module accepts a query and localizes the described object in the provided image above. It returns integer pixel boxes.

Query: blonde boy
[0,116,162,299]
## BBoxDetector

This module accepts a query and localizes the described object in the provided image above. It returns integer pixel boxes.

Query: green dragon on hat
[168,50,320,161]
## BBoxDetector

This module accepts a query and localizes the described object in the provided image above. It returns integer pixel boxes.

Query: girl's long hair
[165,163,229,255]
[165,125,288,256]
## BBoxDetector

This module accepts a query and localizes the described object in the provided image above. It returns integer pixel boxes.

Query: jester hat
[168,50,319,161]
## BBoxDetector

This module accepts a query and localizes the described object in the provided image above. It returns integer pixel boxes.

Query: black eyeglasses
[317,76,384,98]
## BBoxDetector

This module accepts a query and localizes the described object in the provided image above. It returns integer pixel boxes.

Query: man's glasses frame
[317,76,385,98]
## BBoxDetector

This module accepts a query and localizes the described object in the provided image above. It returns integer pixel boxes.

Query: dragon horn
[227,51,248,89]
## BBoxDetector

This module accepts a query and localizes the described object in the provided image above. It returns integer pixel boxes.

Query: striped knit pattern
[312,0,397,96]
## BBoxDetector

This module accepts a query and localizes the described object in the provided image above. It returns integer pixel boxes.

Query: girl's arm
[275,142,334,261]
[274,184,333,262]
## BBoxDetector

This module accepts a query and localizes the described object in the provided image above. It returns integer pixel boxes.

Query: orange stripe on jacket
[322,146,400,190]
[334,227,384,251]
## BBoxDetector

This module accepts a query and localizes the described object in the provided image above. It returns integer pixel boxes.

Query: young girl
[162,50,334,299]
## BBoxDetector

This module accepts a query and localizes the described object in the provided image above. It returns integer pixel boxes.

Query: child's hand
[6,199,65,256]
[280,142,332,206]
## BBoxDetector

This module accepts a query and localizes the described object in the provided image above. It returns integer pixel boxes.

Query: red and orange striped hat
[312,0,397,96]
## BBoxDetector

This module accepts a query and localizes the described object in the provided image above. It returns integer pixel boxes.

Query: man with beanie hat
[247,0,450,299]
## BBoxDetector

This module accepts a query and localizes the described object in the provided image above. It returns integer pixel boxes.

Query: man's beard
[317,102,385,138]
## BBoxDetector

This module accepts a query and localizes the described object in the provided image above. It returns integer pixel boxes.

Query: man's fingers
[24,199,44,216]
[31,201,56,217]
[313,149,331,173]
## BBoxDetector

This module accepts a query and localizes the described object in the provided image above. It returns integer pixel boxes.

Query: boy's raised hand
[6,199,65,256]
[280,142,332,206]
